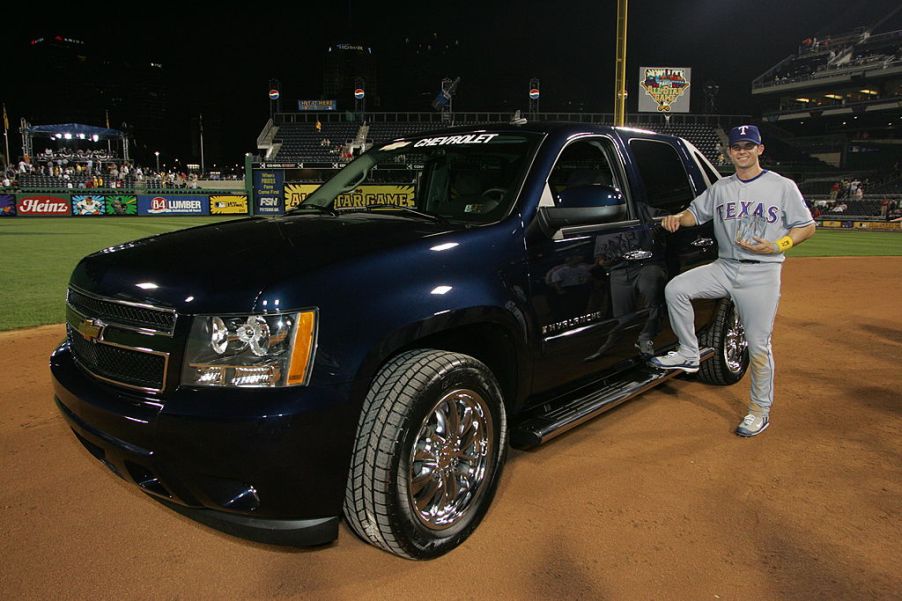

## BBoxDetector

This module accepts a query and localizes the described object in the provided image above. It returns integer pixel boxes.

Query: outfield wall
[0,191,249,217]
[817,218,902,231]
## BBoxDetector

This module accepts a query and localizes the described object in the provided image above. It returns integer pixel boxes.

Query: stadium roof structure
[25,123,123,140]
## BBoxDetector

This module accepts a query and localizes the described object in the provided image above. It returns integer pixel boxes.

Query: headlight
[181,310,317,388]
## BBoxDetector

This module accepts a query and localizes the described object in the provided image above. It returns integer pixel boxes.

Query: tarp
[25,123,122,139]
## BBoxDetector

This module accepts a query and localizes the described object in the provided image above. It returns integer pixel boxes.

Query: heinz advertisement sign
[16,195,72,216]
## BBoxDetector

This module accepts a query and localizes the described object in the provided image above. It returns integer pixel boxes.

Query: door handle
[691,238,714,248]
[622,250,653,261]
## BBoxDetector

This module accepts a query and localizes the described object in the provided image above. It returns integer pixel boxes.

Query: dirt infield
[1,257,900,600]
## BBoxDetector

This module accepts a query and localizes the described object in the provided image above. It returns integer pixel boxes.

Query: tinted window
[294,132,543,224]
[693,150,721,188]
[548,139,618,200]
[629,139,694,213]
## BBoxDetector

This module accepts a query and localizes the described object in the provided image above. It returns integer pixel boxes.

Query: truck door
[625,136,720,348]
[527,136,662,395]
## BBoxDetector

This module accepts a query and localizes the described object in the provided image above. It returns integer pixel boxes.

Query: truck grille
[68,328,167,391]
[68,287,176,335]
[66,287,174,393]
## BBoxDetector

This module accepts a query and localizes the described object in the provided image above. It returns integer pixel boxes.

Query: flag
[2,104,7,131]
[105,110,110,128]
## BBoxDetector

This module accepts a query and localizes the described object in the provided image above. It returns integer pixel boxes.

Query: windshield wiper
[340,204,450,225]
[288,204,339,216]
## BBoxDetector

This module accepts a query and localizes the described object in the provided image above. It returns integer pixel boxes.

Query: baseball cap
[729,125,762,146]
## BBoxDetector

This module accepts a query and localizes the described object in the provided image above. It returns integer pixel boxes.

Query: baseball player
[649,125,816,437]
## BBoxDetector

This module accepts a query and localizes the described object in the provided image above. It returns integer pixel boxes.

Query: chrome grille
[66,287,174,393]
[68,327,167,391]
[68,287,176,335]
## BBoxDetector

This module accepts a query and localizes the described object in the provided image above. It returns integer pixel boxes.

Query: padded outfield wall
[251,161,414,215]
[0,191,249,217]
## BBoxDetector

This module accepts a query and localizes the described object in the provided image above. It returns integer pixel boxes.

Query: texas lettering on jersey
[716,201,780,224]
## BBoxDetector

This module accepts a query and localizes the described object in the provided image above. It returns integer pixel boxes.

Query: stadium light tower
[154,151,160,172]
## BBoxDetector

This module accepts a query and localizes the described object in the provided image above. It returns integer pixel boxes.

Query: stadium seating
[271,122,361,162]
[270,118,726,164]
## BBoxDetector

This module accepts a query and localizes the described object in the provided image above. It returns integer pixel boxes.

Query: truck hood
[70,214,453,313]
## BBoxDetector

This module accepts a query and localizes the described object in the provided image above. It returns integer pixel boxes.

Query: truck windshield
[291,131,544,224]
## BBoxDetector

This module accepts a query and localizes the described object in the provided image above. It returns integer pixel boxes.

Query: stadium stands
[267,114,728,165]
[271,122,361,162]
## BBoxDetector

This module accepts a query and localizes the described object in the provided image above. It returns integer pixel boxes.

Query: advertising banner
[254,170,285,215]
[283,183,416,211]
[0,194,15,216]
[298,100,337,111]
[853,220,901,231]
[638,66,692,113]
[137,195,209,215]
[72,195,106,216]
[210,195,249,215]
[106,195,138,215]
[16,194,72,216]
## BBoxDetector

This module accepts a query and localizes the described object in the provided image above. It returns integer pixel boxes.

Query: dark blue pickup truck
[51,122,748,559]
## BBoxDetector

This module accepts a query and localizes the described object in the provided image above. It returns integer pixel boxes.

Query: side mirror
[537,184,627,236]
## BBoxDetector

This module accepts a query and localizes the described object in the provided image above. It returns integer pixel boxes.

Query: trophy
[735,213,767,245]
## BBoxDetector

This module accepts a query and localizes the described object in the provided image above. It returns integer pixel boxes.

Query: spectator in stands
[315,119,322,133]
[840,178,850,200]
[830,181,840,200]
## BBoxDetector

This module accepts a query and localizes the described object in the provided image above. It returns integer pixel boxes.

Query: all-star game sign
[638,66,692,113]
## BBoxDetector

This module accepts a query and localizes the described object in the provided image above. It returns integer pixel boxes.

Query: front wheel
[343,350,508,559]
[698,298,749,385]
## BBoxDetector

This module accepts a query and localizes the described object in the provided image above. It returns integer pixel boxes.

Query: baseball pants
[664,259,782,414]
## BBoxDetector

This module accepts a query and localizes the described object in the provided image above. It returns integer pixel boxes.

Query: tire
[343,349,508,559]
[698,298,749,385]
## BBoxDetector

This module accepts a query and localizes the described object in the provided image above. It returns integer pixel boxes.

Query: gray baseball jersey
[687,170,814,262]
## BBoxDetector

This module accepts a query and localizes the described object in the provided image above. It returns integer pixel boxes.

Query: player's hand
[661,213,682,233]
[738,236,777,254]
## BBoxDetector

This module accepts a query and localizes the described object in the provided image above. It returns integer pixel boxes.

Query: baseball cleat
[648,350,699,373]
[736,413,769,437]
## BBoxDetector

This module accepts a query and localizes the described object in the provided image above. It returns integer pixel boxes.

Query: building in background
[323,42,379,110]
[13,35,170,165]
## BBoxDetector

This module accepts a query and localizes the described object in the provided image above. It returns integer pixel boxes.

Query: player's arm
[661,209,698,233]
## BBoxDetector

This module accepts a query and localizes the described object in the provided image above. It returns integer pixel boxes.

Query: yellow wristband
[775,236,793,252]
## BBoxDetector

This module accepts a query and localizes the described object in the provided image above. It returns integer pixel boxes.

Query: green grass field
[786,229,902,257]
[1,218,900,331]
[0,217,241,331]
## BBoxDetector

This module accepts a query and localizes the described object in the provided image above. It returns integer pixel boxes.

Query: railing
[273,111,751,128]
[753,54,902,91]
[753,27,902,91]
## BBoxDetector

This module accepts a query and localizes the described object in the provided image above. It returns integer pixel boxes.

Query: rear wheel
[698,299,749,385]
[343,349,508,559]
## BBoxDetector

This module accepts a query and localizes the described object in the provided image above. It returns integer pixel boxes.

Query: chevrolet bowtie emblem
[76,318,104,342]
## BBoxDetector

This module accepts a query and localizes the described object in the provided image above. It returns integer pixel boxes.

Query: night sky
[2,0,900,165]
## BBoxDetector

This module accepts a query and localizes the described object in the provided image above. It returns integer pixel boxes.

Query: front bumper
[51,340,359,546]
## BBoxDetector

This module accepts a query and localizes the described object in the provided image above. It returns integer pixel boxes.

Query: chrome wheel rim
[724,308,748,374]
[407,388,494,531]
